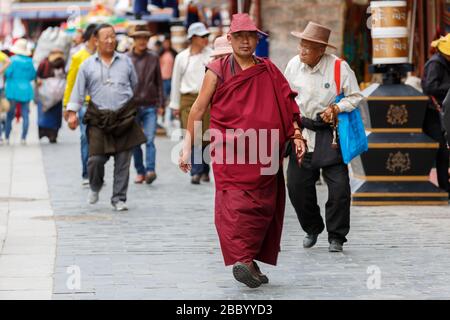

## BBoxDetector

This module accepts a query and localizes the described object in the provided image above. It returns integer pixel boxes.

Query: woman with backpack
[36,48,66,143]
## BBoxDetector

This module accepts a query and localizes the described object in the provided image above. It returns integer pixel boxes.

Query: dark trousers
[191,145,210,177]
[435,144,450,192]
[88,149,133,204]
[423,108,450,193]
[287,151,351,244]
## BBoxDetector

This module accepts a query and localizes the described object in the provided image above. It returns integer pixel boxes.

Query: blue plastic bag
[335,93,368,164]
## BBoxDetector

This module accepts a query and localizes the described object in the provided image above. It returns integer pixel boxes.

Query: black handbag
[303,114,343,169]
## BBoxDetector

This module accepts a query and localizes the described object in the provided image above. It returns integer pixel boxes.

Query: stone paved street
[1,110,450,299]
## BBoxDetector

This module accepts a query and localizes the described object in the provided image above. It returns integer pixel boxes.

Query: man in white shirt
[170,22,212,184]
[284,22,364,253]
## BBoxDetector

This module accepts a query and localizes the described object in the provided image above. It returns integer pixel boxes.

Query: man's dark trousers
[287,151,351,244]
[88,149,133,205]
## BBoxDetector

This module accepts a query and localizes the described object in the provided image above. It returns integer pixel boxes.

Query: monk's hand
[67,111,79,130]
[178,146,192,173]
[321,104,340,124]
[293,136,306,166]
[63,110,69,122]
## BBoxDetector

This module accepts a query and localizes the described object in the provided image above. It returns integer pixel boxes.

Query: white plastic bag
[33,27,72,68]
[38,72,66,112]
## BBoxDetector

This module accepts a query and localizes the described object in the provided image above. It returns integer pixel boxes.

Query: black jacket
[83,100,147,156]
[422,53,450,104]
[443,90,450,144]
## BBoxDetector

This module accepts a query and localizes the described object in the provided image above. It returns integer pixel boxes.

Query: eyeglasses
[297,44,322,54]
[99,35,116,43]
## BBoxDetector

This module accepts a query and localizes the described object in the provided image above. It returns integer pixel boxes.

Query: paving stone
[35,124,450,299]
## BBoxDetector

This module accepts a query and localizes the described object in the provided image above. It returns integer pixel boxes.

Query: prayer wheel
[371,1,409,65]
[350,0,449,206]
[372,28,409,64]
[370,0,408,29]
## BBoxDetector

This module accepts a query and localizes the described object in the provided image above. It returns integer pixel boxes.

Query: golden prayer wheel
[370,0,409,65]
[370,0,408,28]
[372,27,409,64]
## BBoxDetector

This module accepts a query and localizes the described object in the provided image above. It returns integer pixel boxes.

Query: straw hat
[228,13,268,37]
[10,38,32,56]
[431,34,450,56]
[211,35,233,57]
[48,48,65,63]
[291,21,337,49]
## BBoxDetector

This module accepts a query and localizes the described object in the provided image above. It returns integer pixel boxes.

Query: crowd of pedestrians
[0,14,449,290]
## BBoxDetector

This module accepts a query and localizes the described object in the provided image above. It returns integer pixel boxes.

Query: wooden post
[408,0,417,64]
[229,0,237,15]
[255,0,261,29]
[417,0,425,77]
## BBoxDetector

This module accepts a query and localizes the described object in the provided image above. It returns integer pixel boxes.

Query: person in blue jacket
[4,38,36,145]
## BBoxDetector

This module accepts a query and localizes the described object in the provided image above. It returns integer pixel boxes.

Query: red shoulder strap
[334,58,342,95]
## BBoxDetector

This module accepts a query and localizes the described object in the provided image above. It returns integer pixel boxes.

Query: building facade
[261,0,347,71]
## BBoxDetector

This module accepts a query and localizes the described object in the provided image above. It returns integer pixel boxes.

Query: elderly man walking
[284,22,364,253]
[67,24,146,211]
[170,22,212,185]
[179,14,305,288]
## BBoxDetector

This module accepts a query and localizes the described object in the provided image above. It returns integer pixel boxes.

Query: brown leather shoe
[134,174,145,184]
[201,173,210,182]
[232,262,262,288]
[253,261,269,284]
[145,172,157,184]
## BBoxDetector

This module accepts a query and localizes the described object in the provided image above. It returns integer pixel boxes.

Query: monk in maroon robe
[179,13,306,288]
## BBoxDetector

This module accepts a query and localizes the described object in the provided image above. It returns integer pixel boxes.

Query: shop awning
[10,2,91,20]
[135,13,174,23]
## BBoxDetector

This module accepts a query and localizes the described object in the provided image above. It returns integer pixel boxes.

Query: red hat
[228,13,268,37]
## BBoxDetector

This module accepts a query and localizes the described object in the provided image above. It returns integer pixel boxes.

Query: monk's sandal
[232,262,262,288]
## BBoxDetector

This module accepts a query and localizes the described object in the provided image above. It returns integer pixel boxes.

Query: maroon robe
[207,55,299,266]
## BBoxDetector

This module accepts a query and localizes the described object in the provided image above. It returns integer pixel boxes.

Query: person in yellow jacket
[63,24,97,185]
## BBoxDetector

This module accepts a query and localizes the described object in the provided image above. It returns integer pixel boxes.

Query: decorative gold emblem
[386,104,408,125]
[386,152,411,173]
